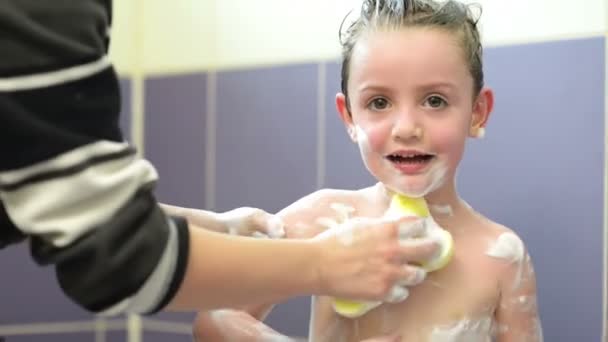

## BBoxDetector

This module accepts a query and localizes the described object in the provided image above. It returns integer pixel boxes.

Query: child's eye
[368,97,391,111]
[424,95,447,109]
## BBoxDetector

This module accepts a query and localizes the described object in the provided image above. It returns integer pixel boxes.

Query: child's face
[337,27,492,197]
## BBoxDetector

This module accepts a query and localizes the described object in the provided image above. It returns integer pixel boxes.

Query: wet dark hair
[339,0,483,109]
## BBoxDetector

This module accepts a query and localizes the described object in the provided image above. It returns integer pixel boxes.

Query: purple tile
[143,73,207,322]
[215,64,319,336]
[264,296,311,337]
[0,244,93,323]
[144,73,207,209]
[103,330,126,342]
[457,37,605,341]
[152,312,195,325]
[118,78,131,141]
[215,64,319,213]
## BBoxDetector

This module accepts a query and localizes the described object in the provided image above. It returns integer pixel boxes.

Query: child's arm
[159,203,285,238]
[310,295,351,341]
[494,235,543,341]
[191,190,340,341]
[192,304,287,341]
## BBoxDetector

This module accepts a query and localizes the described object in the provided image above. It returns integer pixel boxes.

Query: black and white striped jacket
[0,0,190,316]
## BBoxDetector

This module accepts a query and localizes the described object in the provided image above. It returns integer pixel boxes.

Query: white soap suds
[330,202,356,221]
[430,204,454,216]
[429,316,495,342]
[486,232,526,290]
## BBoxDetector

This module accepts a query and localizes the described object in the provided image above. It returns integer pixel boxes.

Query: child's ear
[469,87,494,138]
[336,93,358,142]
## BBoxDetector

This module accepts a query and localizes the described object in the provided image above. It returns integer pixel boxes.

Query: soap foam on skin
[354,125,448,198]
[485,232,526,290]
[513,295,537,313]
[330,202,356,221]
[430,204,453,217]
[293,221,310,234]
[486,233,524,262]
[429,316,495,342]
[315,203,357,246]
[315,216,355,246]
[221,208,286,238]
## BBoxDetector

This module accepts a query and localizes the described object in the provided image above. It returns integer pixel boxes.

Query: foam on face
[354,125,449,198]
[389,158,449,198]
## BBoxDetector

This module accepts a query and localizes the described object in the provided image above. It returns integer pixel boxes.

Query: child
[193,0,542,340]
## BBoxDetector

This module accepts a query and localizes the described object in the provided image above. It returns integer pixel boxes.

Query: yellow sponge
[387,195,454,272]
[332,194,454,318]
[331,299,381,319]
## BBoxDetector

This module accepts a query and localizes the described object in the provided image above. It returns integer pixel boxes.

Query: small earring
[348,127,357,140]
[475,127,486,139]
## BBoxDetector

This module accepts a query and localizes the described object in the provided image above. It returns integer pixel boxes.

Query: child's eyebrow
[416,81,458,92]
[358,84,394,94]
[358,81,459,94]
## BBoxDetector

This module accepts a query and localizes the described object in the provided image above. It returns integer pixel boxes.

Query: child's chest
[313,233,503,342]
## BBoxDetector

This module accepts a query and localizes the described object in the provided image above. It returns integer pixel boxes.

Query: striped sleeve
[0,0,190,315]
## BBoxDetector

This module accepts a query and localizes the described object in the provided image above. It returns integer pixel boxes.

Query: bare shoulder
[277,188,360,215]
[278,186,374,239]
[471,212,533,271]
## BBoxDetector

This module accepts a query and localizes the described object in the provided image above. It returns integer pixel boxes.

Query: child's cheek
[429,125,468,169]
[358,124,390,153]
[430,124,466,153]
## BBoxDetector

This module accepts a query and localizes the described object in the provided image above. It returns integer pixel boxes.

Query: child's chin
[385,179,435,198]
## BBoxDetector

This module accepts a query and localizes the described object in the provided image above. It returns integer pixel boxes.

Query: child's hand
[311,216,438,302]
[217,207,286,238]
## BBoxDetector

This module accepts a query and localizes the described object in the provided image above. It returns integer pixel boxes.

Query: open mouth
[386,153,435,164]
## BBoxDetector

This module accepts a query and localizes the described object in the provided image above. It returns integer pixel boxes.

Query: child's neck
[377,179,468,219]
[424,178,467,216]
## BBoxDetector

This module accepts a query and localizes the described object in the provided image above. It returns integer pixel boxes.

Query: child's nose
[391,110,422,141]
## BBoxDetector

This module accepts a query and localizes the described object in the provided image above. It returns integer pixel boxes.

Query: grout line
[205,71,217,210]
[131,74,145,155]
[127,314,142,342]
[0,319,126,336]
[129,0,145,157]
[94,317,106,342]
[316,62,327,190]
